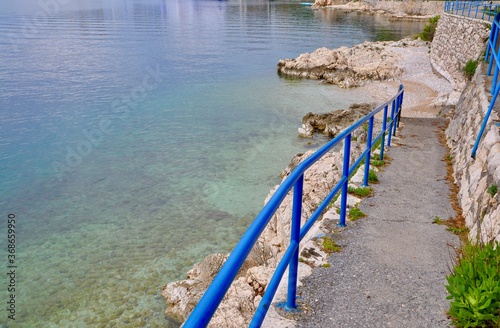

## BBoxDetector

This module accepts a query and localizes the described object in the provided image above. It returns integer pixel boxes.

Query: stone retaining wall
[431,11,499,243]
[444,65,500,243]
[431,13,490,91]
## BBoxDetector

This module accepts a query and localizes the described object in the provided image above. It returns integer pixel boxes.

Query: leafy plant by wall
[445,242,500,327]
[463,59,479,80]
[420,15,440,42]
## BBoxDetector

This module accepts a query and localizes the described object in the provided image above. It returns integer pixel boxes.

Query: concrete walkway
[296,117,460,328]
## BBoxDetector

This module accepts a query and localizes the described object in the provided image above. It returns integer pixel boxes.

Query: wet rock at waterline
[298,102,375,139]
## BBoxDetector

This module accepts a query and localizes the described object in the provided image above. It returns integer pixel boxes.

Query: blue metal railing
[444,1,500,22]
[183,85,404,328]
[472,11,500,158]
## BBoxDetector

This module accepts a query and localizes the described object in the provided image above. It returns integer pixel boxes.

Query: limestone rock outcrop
[298,103,375,138]
[277,42,403,88]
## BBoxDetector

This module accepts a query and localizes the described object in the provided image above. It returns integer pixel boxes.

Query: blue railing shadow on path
[183,85,405,328]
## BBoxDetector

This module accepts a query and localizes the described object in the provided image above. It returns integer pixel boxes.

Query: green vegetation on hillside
[487,184,498,197]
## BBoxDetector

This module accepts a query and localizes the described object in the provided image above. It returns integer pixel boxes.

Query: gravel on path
[295,117,460,328]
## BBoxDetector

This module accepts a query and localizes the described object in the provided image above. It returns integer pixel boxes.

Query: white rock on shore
[277,41,404,88]
[298,103,375,138]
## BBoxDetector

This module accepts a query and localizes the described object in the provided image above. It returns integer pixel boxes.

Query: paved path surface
[296,117,460,328]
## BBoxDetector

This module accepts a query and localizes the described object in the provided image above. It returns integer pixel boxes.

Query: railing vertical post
[491,22,500,93]
[486,22,494,67]
[363,117,374,187]
[286,175,303,310]
[492,20,500,95]
[387,99,395,147]
[392,97,398,137]
[396,85,403,129]
[379,105,388,160]
[338,134,351,227]
[493,62,500,97]
[487,24,496,74]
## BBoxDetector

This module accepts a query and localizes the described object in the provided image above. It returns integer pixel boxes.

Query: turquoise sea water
[0,1,425,326]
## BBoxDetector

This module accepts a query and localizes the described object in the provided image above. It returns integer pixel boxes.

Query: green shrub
[322,237,341,253]
[348,205,366,221]
[464,60,479,81]
[433,216,445,224]
[445,242,500,327]
[420,15,440,41]
[448,226,468,235]
[371,158,385,167]
[368,170,379,183]
[348,186,372,197]
[487,184,498,197]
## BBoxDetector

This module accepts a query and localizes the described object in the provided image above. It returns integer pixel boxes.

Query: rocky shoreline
[298,103,375,138]
[161,106,374,327]
[312,0,443,21]
[162,21,455,328]
[277,42,403,88]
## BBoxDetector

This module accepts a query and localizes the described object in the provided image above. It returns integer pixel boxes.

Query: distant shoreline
[312,0,443,22]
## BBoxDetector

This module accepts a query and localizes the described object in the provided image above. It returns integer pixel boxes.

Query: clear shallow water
[0,1,424,326]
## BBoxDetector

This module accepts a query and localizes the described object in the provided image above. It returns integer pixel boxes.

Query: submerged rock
[277,42,403,88]
[298,102,375,138]
[161,243,278,327]
[161,253,229,322]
